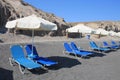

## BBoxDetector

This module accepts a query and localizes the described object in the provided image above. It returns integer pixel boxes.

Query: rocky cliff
[0,0,69,35]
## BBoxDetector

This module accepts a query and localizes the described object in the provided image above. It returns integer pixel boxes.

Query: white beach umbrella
[108,31,116,36]
[95,28,109,35]
[5,14,57,54]
[6,14,57,30]
[66,24,95,34]
[115,32,120,37]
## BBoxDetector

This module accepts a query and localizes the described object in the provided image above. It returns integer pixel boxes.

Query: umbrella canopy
[108,31,117,36]
[6,14,57,30]
[115,32,120,37]
[66,24,95,34]
[95,28,109,35]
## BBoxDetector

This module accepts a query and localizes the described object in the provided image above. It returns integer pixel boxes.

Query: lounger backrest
[103,41,108,46]
[25,44,39,57]
[111,41,116,45]
[10,45,25,59]
[64,42,73,52]
[70,42,79,50]
[89,41,98,48]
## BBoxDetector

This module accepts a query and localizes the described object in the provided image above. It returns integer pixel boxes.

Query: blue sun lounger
[111,41,120,48]
[70,42,93,55]
[63,42,92,57]
[103,41,119,49]
[25,44,58,67]
[89,41,110,52]
[9,45,42,74]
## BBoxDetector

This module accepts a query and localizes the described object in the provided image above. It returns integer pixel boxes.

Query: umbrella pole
[32,29,34,55]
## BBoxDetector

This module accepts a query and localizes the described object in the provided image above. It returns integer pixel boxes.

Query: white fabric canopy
[66,24,95,34]
[6,20,18,29]
[115,32,120,37]
[5,14,57,30]
[95,28,109,35]
[108,31,117,36]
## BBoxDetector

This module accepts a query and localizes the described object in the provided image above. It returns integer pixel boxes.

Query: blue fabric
[111,41,120,48]
[103,41,119,49]
[37,57,57,66]
[64,42,73,53]
[64,42,91,57]
[74,50,91,56]
[111,41,116,45]
[70,42,79,50]
[25,44,58,66]
[10,45,41,69]
[70,42,93,55]
[90,41,99,49]
[89,41,110,52]
[25,45,39,59]
[16,58,41,69]
[10,45,25,60]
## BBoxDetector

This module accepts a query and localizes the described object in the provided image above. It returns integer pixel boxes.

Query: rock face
[84,21,120,32]
[0,0,70,35]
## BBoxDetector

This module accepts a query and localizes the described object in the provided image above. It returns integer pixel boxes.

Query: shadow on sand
[0,39,4,43]
[83,51,106,59]
[63,51,106,59]
[89,52,106,58]
[23,56,81,75]
[29,68,48,75]
[46,56,81,70]
[0,68,13,80]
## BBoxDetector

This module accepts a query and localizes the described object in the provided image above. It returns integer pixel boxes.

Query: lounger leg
[75,54,82,59]
[9,58,16,66]
[63,50,68,55]
[99,50,102,53]
[89,47,91,51]
[63,50,65,55]
[75,54,79,59]
[63,50,71,56]
[19,64,26,74]
[41,65,48,71]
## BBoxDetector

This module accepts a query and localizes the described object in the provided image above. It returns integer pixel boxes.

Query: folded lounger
[9,45,42,74]
[89,41,110,52]
[25,44,58,67]
[63,42,92,57]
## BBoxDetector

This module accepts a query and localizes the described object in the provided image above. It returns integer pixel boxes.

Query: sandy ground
[0,34,120,80]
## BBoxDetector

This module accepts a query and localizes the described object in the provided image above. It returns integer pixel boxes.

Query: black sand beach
[0,37,120,80]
